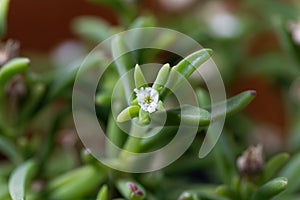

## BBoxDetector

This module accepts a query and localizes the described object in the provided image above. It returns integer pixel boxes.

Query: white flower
[134,87,159,113]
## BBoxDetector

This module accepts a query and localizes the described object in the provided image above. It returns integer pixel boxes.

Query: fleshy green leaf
[160,49,213,99]
[8,160,37,200]
[117,105,140,123]
[152,104,211,127]
[20,83,45,124]
[129,16,156,29]
[0,0,9,39]
[251,177,288,200]
[47,165,105,200]
[259,153,290,183]
[96,92,111,106]
[196,88,210,108]
[278,153,300,193]
[0,58,29,88]
[97,185,108,200]
[152,63,170,91]
[213,90,256,118]
[134,64,147,88]
[112,36,135,100]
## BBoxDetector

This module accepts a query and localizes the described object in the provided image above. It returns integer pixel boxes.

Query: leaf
[278,153,300,193]
[196,88,210,108]
[117,105,140,123]
[273,16,300,67]
[160,49,213,99]
[0,58,29,88]
[19,83,45,124]
[211,90,256,118]
[0,0,9,39]
[215,185,236,199]
[129,16,156,29]
[112,36,136,100]
[47,165,106,200]
[47,51,104,102]
[8,160,37,200]
[152,63,170,91]
[0,179,10,200]
[0,135,22,164]
[259,153,290,183]
[72,16,113,43]
[174,49,213,78]
[97,185,108,200]
[251,177,288,200]
[134,64,147,88]
[151,104,211,127]
[140,126,177,152]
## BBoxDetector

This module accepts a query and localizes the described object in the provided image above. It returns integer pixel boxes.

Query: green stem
[106,114,127,158]
[122,121,146,153]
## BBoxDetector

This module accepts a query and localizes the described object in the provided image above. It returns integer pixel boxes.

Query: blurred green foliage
[0,0,300,200]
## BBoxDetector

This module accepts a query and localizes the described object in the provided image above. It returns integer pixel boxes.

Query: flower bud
[237,144,264,176]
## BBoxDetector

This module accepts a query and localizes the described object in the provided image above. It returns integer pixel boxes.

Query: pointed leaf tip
[250,90,257,96]
[117,105,140,123]
[134,64,147,88]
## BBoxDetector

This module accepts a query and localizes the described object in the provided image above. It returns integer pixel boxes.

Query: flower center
[134,87,159,113]
[144,95,153,104]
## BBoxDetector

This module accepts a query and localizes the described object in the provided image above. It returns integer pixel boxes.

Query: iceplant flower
[134,87,159,113]
[117,64,170,124]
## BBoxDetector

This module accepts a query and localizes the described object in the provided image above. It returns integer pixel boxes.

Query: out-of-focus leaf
[0,135,22,164]
[251,177,288,200]
[0,178,9,200]
[20,83,45,124]
[47,165,105,200]
[212,90,256,118]
[278,153,300,193]
[0,0,9,39]
[0,58,29,89]
[72,16,113,43]
[259,153,290,184]
[8,160,37,200]
[97,185,108,200]
[129,16,156,29]
[274,16,300,67]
